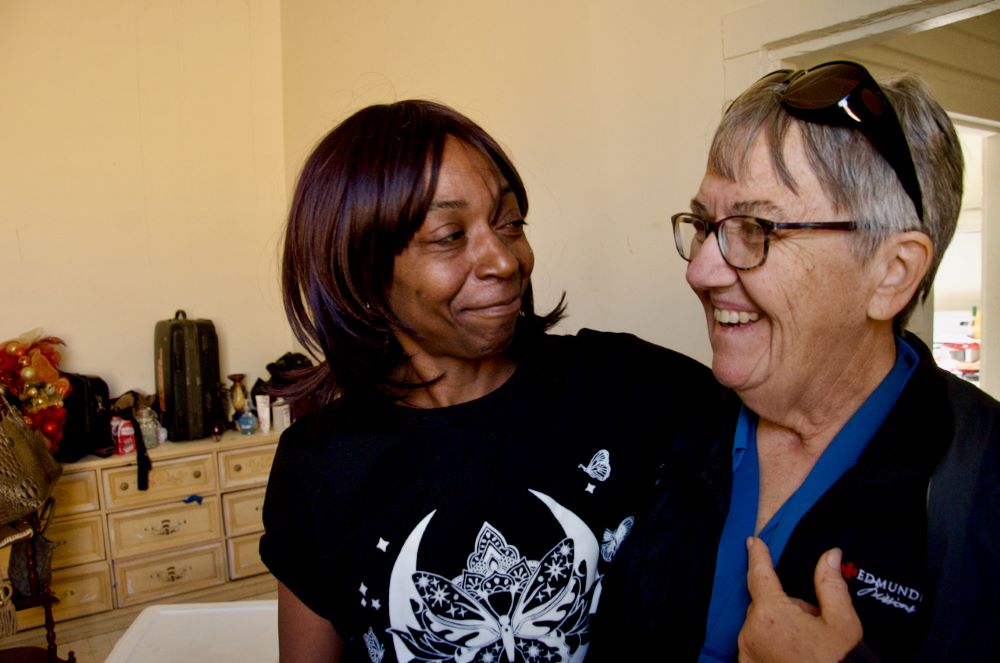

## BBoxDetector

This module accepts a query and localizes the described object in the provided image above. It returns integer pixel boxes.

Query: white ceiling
[794,9,1000,124]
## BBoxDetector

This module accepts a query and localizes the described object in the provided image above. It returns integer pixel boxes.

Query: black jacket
[594,335,1000,662]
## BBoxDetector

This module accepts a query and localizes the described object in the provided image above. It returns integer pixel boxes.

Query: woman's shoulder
[267,396,399,512]
[516,329,722,417]
[272,395,385,463]
[538,328,714,379]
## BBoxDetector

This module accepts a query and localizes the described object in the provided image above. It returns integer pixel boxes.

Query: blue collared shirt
[698,337,920,663]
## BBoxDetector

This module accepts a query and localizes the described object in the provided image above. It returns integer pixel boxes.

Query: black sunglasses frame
[671,213,859,270]
[757,61,924,224]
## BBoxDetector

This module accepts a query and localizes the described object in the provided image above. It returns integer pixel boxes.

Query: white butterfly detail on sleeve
[600,515,634,562]
[578,449,611,482]
[362,626,384,663]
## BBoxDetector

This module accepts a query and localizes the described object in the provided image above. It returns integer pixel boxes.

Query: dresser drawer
[102,454,216,510]
[218,444,276,490]
[107,496,222,559]
[51,470,101,515]
[17,561,113,630]
[47,514,106,569]
[227,532,266,580]
[222,487,266,537]
[113,542,226,607]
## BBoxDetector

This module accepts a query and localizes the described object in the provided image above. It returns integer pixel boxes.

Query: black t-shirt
[260,329,716,661]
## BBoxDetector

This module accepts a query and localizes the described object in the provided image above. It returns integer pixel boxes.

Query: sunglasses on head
[754,60,924,223]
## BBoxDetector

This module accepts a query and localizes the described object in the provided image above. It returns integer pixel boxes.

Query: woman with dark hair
[260,99,715,662]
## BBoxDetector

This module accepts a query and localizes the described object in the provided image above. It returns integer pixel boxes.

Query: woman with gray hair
[597,61,999,661]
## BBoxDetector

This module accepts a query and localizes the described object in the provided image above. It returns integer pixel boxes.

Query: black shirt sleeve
[259,430,340,626]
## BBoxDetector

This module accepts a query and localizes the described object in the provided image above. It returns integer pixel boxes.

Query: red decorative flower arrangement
[0,330,71,453]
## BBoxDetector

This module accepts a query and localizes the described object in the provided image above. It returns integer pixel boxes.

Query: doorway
[932,124,995,388]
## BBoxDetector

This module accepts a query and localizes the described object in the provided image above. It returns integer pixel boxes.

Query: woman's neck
[748,330,898,529]
[392,353,517,409]
[742,330,897,455]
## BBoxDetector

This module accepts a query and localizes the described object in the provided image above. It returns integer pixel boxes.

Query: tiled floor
[59,629,127,663]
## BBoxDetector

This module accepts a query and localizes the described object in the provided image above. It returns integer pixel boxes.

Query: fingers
[740,546,863,663]
[813,548,864,641]
[813,548,851,616]
[789,597,820,616]
[745,536,786,601]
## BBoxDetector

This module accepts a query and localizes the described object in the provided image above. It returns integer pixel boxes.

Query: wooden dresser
[15,430,279,632]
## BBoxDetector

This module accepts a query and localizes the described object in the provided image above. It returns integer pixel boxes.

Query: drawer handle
[233,463,242,473]
[146,518,187,537]
[154,564,191,583]
[193,470,202,479]
[119,482,129,491]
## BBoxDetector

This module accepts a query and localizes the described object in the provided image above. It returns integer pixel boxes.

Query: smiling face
[389,136,534,370]
[686,126,885,407]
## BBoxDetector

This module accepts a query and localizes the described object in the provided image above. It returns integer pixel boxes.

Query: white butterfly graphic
[578,449,611,482]
[600,516,635,562]
[362,626,384,663]
[393,537,595,661]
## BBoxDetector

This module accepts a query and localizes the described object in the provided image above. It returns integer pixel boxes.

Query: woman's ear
[867,231,934,322]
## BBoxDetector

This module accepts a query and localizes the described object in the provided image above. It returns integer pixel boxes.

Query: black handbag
[56,373,114,462]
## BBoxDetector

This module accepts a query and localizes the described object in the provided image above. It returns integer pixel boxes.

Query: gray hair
[707,70,963,328]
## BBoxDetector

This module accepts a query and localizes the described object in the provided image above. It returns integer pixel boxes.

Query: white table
[104,600,278,663]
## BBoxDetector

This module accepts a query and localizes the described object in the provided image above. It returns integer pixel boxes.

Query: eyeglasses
[755,61,923,223]
[671,213,858,270]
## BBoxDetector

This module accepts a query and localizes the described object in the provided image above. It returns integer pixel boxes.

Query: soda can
[113,416,136,455]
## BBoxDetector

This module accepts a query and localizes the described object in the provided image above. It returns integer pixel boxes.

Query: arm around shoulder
[278,581,344,663]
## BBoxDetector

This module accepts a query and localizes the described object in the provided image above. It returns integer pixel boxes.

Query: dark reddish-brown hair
[281,100,564,405]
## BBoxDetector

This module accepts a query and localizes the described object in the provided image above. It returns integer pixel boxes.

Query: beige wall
[1,0,288,395]
[9,0,974,402]
[4,0,731,401]
[280,0,727,365]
